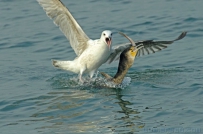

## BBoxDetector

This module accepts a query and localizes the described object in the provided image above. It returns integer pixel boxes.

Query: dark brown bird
[101,31,187,85]
[101,32,143,84]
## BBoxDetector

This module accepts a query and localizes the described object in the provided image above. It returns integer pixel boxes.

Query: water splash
[48,73,131,90]
[85,76,131,89]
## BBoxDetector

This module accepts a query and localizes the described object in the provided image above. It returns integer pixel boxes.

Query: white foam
[51,75,132,89]
[120,77,131,88]
[94,76,131,89]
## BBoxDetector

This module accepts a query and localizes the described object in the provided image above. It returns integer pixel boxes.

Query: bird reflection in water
[27,88,146,133]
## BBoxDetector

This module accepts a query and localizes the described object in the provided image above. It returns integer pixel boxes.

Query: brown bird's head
[120,45,138,69]
[118,32,143,69]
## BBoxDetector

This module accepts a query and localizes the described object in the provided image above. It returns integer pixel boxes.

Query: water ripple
[1,0,203,133]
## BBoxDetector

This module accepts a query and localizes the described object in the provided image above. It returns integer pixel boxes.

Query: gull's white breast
[77,39,110,73]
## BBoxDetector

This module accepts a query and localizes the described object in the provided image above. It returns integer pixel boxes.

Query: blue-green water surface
[0,0,203,134]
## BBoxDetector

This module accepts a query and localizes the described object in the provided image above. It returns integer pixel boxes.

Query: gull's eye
[103,33,106,36]
[111,33,113,36]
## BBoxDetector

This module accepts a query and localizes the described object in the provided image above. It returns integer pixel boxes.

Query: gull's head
[101,30,112,50]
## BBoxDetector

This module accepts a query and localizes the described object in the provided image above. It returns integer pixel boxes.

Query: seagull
[37,0,112,82]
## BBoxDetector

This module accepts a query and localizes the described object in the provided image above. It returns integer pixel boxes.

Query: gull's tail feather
[52,60,78,73]
[52,60,70,69]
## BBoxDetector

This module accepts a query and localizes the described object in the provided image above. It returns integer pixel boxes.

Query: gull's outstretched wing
[37,0,90,56]
[107,32,187,63]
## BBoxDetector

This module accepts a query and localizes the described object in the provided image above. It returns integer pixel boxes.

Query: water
[0,0,203,133]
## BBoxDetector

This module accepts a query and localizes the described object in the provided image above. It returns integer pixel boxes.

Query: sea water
[0,0,203,134]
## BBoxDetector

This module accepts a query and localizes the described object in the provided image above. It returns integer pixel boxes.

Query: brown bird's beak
[119,32,144,51]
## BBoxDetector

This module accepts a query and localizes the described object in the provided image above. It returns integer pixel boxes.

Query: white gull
[37,0,112,82]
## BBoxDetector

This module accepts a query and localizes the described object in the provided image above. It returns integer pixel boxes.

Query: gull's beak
[105,37,111,50]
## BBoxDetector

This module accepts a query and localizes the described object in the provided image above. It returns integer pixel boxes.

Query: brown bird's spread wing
[107,32,187,63]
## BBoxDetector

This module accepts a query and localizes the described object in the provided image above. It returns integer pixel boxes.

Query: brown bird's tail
[100,72,112,80]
